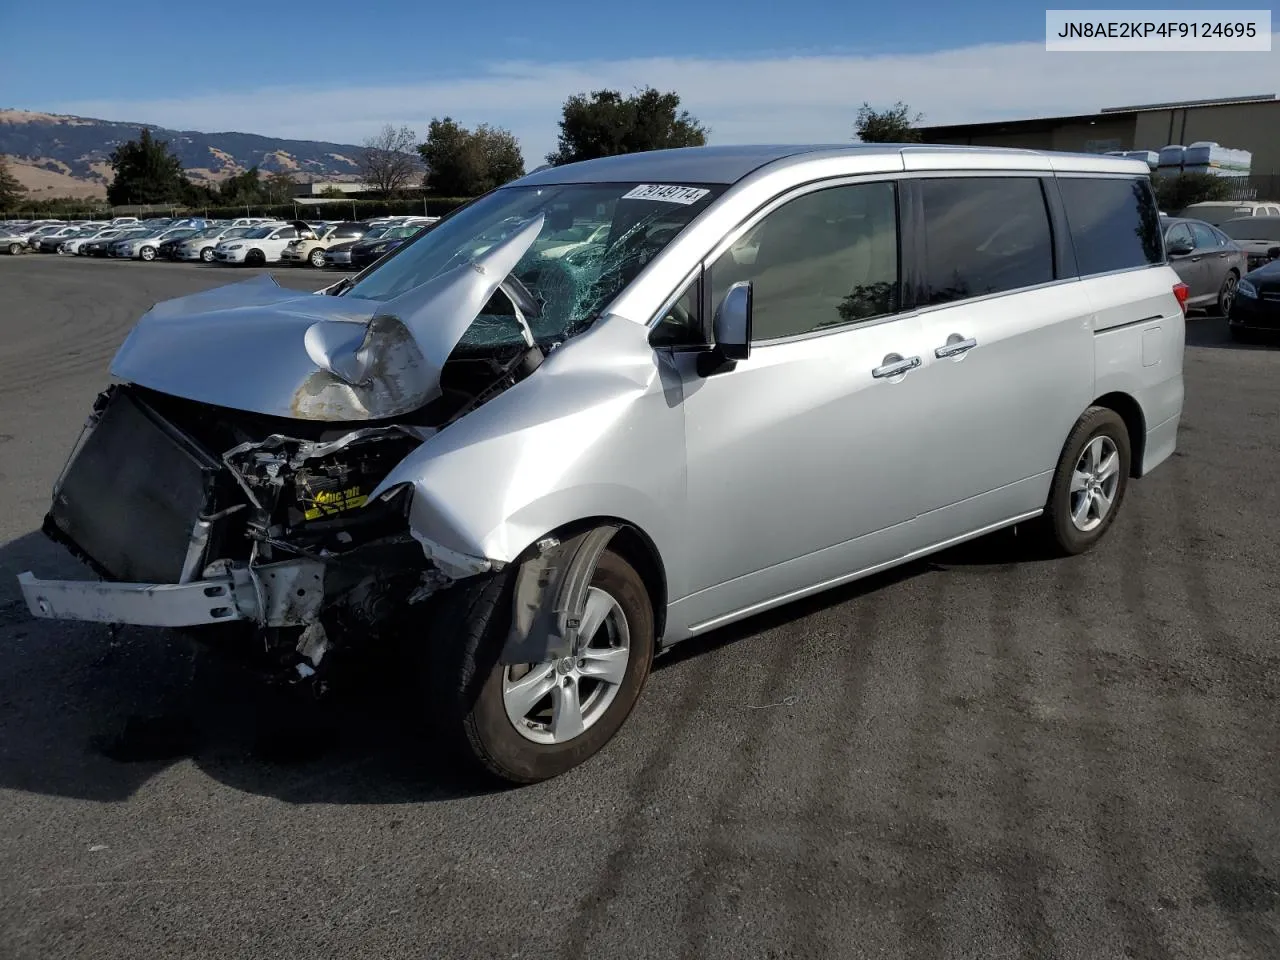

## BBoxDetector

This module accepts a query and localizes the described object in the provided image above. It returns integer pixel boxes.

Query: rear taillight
[1173,282,1190,315]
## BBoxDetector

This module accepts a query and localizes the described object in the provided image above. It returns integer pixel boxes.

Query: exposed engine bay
[38,360,539,686]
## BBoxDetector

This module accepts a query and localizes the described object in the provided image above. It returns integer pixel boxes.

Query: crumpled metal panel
[366,312,688,592]
[109,218,546,422]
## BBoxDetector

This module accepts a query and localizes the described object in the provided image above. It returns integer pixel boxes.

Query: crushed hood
[110,215,544,422]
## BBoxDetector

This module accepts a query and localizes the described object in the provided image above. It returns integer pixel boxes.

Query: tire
[7,242,21,256]
[421,546,654,784]
[1036,406,1132,556]
[246,249,266,266]
[309,247,327,268]
[139,246,156,262]
[200,247,215,263]
[1216,272,1239,316]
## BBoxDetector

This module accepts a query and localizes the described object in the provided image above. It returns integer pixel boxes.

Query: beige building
[918,94,1280,174]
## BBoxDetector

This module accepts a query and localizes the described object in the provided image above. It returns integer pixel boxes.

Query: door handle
[872,354,921,379]
[935,336,978,359]
[1190,256,1200,261]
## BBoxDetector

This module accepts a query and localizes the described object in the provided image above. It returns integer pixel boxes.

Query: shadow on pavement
[0,515,1047,807]
[1184,315,1279,351]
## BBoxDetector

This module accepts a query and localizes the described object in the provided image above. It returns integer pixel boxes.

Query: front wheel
[7,242,23,255]
[1036,406,1131,556]
[246,249,266,266]
[309,247,327,268]
[139,246,156,262]
[422,547,654,784]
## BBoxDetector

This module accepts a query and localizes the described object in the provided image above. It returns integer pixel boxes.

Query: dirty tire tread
[421,549,653,785]
[1035,405,1132,557]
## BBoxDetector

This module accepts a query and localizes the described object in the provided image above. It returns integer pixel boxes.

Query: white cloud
[39,37,1280,166]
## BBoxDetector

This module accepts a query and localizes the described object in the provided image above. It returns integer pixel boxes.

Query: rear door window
[1057,177,1164,275]
[916,177,1055,305]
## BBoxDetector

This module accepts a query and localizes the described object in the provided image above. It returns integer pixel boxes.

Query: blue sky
[3,0,1277,164]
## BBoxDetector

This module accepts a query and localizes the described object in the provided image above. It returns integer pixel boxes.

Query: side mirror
[698,281,752,376]
[1167,239,1194,256]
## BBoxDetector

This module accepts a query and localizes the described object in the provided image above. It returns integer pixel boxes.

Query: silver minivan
[18,145,1186,783]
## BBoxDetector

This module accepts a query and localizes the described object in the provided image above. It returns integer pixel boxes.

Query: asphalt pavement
[0,255,1277,960]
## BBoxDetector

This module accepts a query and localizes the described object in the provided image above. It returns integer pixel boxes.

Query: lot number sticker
[622,184,710,205]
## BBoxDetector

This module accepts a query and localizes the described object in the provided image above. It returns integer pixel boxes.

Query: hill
[0,109,365,199]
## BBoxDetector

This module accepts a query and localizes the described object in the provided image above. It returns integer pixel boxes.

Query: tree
[0,155,27,212]
[264,171,297,204]
[854,102,924,143]
[547,87,708,166]
[1152,172,1234,214]
[106,128,189,205]
[418,118,525,197]
[218,166,265,205]
[358,124,421,197]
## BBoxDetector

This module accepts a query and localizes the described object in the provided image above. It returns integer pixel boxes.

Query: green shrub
[1152,173,1234,214]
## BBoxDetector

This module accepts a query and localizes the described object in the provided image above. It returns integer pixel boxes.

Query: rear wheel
[139,246,156,262]
[200,247,215,263]
[1036,406,1131,556]
[1217,272,1239,316]
[421,547,654,784]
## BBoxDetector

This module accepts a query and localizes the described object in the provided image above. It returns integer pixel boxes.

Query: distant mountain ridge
[0,108,365,197]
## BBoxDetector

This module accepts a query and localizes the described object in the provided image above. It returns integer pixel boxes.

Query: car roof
[515,143,1149,186]
[1223,214,1280,226]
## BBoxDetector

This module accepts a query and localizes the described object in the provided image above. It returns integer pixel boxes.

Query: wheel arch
[1091,391,1146,477]
[505,515,669,646]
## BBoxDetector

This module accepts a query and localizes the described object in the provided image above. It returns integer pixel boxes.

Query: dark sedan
[1164,217,1249,315]
[1227,259,1280,341]
[83,229,148,257]
[157,231,200,261]
[323,239,359,268]
[348,223,428,270]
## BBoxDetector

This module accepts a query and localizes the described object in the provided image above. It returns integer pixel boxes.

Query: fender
[367,313,690,599]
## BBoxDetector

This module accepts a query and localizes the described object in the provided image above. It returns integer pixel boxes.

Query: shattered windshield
[343,182,724,348]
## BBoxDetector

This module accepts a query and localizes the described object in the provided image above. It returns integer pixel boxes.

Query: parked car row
[0,214,439,270]
[1157,213,1280,320]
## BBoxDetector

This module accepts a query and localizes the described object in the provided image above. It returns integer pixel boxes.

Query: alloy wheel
[501,586,631,745]
[1220,275,1238,315]
[1069,435,1120,532]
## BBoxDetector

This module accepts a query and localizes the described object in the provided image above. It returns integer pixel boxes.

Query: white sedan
[61,228,128,255]
[173,226,257,262]
[213,223,305,265]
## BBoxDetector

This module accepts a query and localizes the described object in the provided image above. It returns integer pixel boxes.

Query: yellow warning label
[303,485,367,521]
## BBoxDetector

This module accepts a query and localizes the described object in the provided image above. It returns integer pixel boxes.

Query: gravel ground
[0,255,1277,960]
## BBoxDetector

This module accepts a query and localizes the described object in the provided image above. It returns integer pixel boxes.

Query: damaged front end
[20,382,464,682]
[16,219,557,684]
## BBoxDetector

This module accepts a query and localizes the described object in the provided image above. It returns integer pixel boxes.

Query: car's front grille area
[45,386,226,583]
